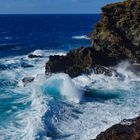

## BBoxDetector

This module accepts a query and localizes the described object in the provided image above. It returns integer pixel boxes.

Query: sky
[0,0,122,14]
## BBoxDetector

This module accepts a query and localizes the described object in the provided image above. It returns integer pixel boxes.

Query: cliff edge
[92,0,140,63]
[45,0,140,77]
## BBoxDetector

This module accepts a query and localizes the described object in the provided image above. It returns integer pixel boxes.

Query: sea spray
[43,73,83,103]
[0,52,140,140]
[55,62,140,139]
[115,61,139,80]
[31,50,45,57]
[61,74,83,103]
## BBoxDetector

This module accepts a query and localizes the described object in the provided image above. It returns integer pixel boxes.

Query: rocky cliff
[92,0,140,63]
[45,0,140,77]
[45,1,140,139]
[95,116,140,140]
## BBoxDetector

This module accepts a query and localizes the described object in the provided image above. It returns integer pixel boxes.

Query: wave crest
[43,73,83,103]
[72,35,90,40]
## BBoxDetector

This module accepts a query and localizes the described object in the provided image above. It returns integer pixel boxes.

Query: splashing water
[43,73,83,103]
[0,14,103,140]
[0,50,140,140]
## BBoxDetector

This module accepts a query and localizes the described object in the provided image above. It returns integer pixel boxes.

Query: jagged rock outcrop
[45,47,117,77]
[92,0,140,63]
[95,116,140,140]
[46,0,140,77]
[28,54,43,58]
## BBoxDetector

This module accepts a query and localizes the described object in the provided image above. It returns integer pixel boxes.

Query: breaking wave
[0,49,140,140]
[43,73,83,103]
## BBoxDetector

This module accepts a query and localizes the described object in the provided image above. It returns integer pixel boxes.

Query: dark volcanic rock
[95,116,140,140]
[46,0,140,77]
[28,54,43,58]
[46,47,117,77]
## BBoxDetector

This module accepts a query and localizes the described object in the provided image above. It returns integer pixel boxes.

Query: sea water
[0,15,140,140]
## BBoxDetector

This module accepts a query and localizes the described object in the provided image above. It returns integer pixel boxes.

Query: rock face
[92,0,140,63]
[46,47,117,77]
[46,0,140,77]
[95,117,140,140]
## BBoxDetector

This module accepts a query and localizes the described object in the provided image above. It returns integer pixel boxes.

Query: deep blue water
[0,14,100,58]
[0,15,140,140]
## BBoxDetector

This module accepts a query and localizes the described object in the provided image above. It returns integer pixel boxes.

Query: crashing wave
[28,49,45,58]
[0,50,140,140]
[43,73,83,103]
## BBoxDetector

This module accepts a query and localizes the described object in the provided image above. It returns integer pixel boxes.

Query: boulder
[22,77,35,84]
[95,116,140,140]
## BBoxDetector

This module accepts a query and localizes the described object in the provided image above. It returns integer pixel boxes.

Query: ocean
[0,14,140,140]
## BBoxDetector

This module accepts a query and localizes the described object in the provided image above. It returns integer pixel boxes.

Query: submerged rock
[95,116,140,140]
[46,0,140,77]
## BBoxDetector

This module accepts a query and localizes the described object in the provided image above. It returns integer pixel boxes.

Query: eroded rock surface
[92,0,140,63]
[95,117,140,140]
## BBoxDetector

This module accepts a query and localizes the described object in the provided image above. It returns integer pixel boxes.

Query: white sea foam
[0,61,47,140]
[43,61,140,140]
[72,35,90,40]
[28,49,66,59]
[0,51,140,140]
[0,50,67,140]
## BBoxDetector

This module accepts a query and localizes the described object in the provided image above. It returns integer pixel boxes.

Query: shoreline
[45,0,140,139]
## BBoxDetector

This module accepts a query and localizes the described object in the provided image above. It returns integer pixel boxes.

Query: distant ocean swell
[0,49,140,140]
[72,35,90,40]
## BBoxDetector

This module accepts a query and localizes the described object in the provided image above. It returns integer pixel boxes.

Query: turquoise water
[0,15,140,140]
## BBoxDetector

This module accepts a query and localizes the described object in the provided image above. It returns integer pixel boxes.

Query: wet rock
[46,47,116,77]
[28,54,43,58]
[46,47,119,77]
[22,77,35,84]
[95,116,140,140]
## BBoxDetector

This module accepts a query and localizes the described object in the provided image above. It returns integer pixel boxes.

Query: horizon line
[0,13,100,15]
